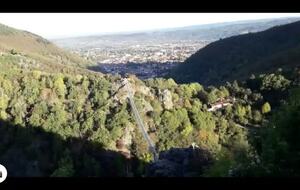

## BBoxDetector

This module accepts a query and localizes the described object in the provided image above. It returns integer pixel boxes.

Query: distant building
[207,97,235,112]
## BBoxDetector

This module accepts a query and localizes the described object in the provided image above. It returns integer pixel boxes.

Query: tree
[180,123,193,137]
[258,88,300,176]
[0,76,13,96]
[161,110,181,131]
[191,110,215,131]
[81,154,102,176]
[81,117,94,138]
[9,96,27,126]
[32,70,42,80]
[93,90,109,108]
[0,110,8,120]
[197,129,221,153]
[260,74,290,91]
[107,106,130,130]
[29,101,49,127]
[219,86,230,98]
[217,117,229,144]
[235,104,246,119]
[179,83,202,98]
[204,148,234,177]
[0,94,9,110]
[207,87,219,104]
[51,150,75,177]
[21,77,41,104]
[10,49,17,55]
[53,75,66,98]
[252,110,262,123]
[141,153,153,163]
[261,102,271,114]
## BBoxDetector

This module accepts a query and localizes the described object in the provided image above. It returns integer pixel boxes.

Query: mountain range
[52,17,300,50]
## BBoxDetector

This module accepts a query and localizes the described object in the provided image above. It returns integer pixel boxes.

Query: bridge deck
[123,80,158,161]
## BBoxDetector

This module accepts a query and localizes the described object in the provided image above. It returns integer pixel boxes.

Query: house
[207,97,235,112]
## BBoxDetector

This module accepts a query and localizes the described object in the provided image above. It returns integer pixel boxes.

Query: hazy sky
[0,13,300,39]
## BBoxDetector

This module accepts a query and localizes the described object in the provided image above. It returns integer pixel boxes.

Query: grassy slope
[0,23,92,72]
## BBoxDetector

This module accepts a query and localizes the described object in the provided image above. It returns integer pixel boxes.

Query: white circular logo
[0,164,7,183]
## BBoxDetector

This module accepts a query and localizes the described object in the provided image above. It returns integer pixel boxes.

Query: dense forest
[0,21,300,177]
[1,50,300,176]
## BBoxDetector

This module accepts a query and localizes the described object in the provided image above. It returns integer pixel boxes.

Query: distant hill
[169,20,300,85]
[53,17,300,50]
[0,23,90,71]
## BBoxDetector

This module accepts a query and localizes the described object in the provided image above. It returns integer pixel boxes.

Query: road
[235,123,260,131]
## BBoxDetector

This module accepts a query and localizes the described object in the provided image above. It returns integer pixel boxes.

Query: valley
[88,62,179,79]
[1,15,300,177]
[70,40,206,64]
[52,17,300,80]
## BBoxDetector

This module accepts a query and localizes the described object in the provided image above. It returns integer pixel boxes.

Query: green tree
[261,102,271,114]
[21,77,41,104]
[53,75,66,98]
[235,104,246,120]
[260,73,290,91]
[0,76,13,96]
[191,110,215,131]
[252,110,262,123]
[32,70,42,80]
[10,49,17,55]
[207,87,219,103]
[51,151,75,177]
[180,123,193,137]
[0,94,9,110]
[161,110,181,131]
[29,101,49,127]
[10,96,27,126]
[258,88,300,176]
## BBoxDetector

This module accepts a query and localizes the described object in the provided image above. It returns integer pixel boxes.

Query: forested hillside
[170,20,300,85]
[2,52,300,176]
[1,22,300,177]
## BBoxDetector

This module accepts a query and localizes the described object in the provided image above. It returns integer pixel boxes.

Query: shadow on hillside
[0,119,143,177]
[147,147,213,177]
[0,119,214,177]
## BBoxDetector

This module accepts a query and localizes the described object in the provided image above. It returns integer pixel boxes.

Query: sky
[0,13,300,39]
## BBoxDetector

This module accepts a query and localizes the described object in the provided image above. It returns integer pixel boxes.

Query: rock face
[116,125,135,158]
[121,125,135,147]
[159,89,173,110]
[112,78,154,105]
[147,147,213,177]
[139,99,153,113]
[138,85,152,97]
[112,80,135,104]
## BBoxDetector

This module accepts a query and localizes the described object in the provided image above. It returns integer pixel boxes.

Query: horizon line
[49,16,300,40]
